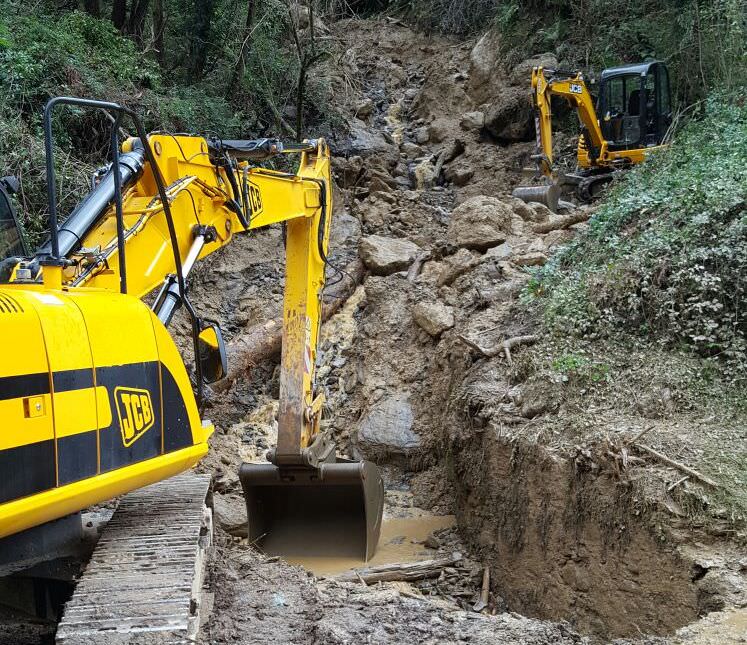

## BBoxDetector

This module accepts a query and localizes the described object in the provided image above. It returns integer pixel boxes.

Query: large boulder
[509,53,558,87]
[447,196,513,250]
[469,29,502,88]
[359,235,420,275]
[412,301,455,337]
[357,393,420,458]
[483,86,533,142]
[330,212,362,250]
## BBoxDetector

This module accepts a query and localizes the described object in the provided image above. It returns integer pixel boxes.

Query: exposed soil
[147,14,747,645]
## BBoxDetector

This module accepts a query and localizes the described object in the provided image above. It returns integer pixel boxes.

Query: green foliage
[534,95,747,379]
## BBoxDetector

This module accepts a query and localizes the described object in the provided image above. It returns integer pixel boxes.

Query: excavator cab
[0,177,27,263]
[597,61,672,150]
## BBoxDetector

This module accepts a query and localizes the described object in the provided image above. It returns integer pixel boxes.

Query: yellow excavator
[515,60,672,206]
[0,98,383,578]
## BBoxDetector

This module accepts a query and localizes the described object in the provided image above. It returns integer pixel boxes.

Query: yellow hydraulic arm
[0,95,336,540]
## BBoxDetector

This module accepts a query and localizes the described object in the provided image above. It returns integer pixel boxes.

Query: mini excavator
[0,98,384,579]
[515,60,672,206]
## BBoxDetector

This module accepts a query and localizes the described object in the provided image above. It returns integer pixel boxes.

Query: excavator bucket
[511,183,560,211]
[239,460,384,561]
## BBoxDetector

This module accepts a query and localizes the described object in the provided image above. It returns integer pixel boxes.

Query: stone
[401,141,424,158]
[415,126,430,144]
[354,97,374,119]
[213,494,248,538]
[359,235,420,275]
[508,197,536,222]
[483,86,533,142]
[444,164,474,187]
[527,201,553,223]
[329,212,362,250]
[357,393,420,456]
[512,252,548,267]
[469,29,501,87]
[412,301,455,337]
[447,196,513,250]
[485,242,513,261]
[437,248,478,286]
[369,176,393,194]
[460,111,485,131]
[347,118,394,156]
[509,53,558,87]
[427,118,451,144]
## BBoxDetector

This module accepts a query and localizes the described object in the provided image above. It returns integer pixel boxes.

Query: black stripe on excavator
[0,439,55,504]
[0,362,194,505]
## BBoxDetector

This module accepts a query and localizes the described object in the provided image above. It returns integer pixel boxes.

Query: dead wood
[532,211,591,234]
[336,553,462,584]
[459,334,538,363]
[635,443,719,488]
[214,259,365,391]
[407,251,432,281]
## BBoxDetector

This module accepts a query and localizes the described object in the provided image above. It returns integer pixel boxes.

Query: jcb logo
[248,184,263,215]
[114,387,155,447]
[570,83,583,94]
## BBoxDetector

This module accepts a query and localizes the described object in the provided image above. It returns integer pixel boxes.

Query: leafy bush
[534,95,747,378]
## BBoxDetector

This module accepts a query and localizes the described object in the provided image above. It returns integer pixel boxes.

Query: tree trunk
[83,0,100,17]
[127,0,151,42]
[188,0,215,82]
[112,0,127,31]
[227,0,258,99]
[152,0,166,64]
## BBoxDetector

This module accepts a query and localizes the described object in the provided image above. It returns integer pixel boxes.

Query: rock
[460,111,485,131]
[483,86,533,142]
[509,53,558,87]
[447,196,513,250]
[329,212,361,250]
[415,126,430,144]
[401,141,424,158]
[527,201,553,223]
[508,197,535,222]
[412,301,455,337]
[347,118,394,156]
[469,29,501,87]
[424,533,441,549]
[337,155,364,188]
[444,164,474,187]
[359,235,420,275]
[512,252,548,267]
[213,494,248,538]
[354,97,375,119]
[427,118,451,144]
[413,159,437,190]
[437,248,478,286]
[543,228,575,250]
[485,242,513,261]
[369,176,393,194]
[357,393,420,456]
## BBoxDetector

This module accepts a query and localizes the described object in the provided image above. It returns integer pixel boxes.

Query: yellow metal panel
[0,396,52,450]
[54,388,109,438]
[0,443,208,539]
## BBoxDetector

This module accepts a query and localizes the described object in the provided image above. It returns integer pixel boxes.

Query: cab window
[0,187,26,261]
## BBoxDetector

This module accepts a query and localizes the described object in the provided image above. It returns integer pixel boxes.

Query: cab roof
[601,61,663,80]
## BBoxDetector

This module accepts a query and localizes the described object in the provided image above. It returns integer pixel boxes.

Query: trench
[442,433,703,639]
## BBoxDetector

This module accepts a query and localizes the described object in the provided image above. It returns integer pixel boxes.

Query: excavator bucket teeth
[239,460,384,561]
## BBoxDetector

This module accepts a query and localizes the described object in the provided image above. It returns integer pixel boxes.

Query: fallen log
[214,258,365,391]
[532,211,591,234]
[336,553,462,584]
[635,443,719,488]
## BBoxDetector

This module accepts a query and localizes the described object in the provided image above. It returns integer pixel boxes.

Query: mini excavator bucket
[239,460,384,561]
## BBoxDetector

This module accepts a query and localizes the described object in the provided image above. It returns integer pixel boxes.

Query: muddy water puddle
[285,514,455,577]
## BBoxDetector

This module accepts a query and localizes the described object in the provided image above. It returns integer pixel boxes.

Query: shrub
[534,94,747,378]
